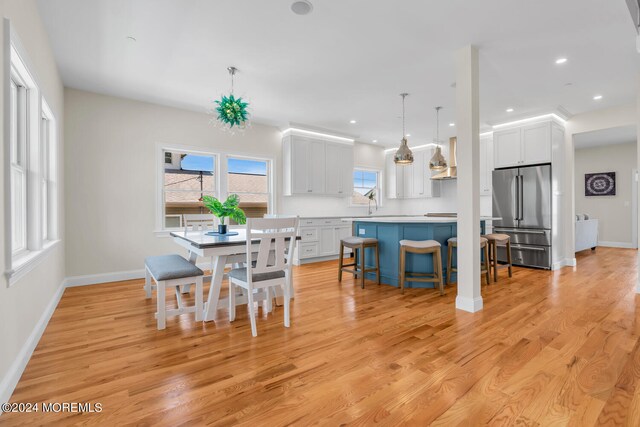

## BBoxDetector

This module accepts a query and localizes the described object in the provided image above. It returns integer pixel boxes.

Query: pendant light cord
[400,93,408,139]
[435,106,442,146]
[228,66,237,95]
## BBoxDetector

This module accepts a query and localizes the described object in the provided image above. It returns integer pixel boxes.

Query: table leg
[182,250,199,294]
[203,255,227,322]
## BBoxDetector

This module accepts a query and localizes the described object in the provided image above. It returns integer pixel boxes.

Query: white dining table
[171,229,299,322]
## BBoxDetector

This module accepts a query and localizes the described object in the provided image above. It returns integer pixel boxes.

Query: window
[5,40,60,286]
[226,157,271,220]
[162,150,216,228]
[157,148,273,232]
[40,100,57,243]
[352,169,380,205]
[10,69,28,254]
[41,116,49,240]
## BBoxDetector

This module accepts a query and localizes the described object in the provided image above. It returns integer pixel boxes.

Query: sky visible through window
[181,154,214,172]
[228,158,267,175]
[180,154,266,176]
[353,170,377,195]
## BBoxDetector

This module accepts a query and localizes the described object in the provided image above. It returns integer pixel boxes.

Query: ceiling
[574,125,637,149]
[36,0,640,147]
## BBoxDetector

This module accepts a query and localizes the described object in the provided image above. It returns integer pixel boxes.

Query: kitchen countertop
[346,216,501,223]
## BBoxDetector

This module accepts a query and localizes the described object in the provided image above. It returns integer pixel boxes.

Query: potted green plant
[202,194,246,234]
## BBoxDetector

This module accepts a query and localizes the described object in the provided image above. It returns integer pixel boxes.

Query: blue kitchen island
[347,216,494,289]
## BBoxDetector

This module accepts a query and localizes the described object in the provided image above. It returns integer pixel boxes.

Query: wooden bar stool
[399,240,443,295]
[484,233,513,282]
[446,237,491,286]
[338,237,380,289]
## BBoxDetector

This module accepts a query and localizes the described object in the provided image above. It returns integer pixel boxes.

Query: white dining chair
[228,217,298,337]
[183,213,217,233]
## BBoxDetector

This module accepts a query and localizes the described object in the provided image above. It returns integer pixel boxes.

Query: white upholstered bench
[144,254,204,330]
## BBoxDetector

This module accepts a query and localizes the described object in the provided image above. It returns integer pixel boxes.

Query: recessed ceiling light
[555,57,567,64]
[406,134,411,137]
[593,95,603,100]
[372,139,378,143]
[349,120,357,124]
[291,0,313,15]
[506,108,514,113]
[449,123,455,127]
[126,36,137,42]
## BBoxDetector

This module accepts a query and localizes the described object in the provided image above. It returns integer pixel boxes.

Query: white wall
[575,142,637,246]
[564,104,637,260]
[0,0,65,404]
[64,88,460,278]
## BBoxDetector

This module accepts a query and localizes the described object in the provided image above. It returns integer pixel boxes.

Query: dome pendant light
[394,93,414,165]
[429,106,447,171]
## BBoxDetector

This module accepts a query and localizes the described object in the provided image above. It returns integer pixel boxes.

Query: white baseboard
[1,259,216,406]
[552,258,577,270]
[64,262,211,287]
[597,241,636,249]
[455,295,483,313]
[0,279,66,406]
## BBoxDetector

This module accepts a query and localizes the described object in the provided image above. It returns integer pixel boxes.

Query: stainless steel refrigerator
[492,164,552,269]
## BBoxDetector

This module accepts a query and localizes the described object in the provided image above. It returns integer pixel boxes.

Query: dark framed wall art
[584,172,616,196]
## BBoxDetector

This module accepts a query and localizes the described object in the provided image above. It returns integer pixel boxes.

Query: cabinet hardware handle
[308,190,312,192]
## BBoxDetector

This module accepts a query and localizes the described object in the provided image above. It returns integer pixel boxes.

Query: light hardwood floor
[3,247,640,425]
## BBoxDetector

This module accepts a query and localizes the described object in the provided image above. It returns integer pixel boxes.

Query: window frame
[155,144,275,235]
[4,27,61,288]
[225,154,273,223]
[350,167,382,207]
[9,71,27,256]
[41,99,57,243]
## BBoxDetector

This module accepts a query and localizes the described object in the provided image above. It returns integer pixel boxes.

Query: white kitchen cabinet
[325,142,353,196]
[522,122,552,165]
[283,134,353,197]
[493,121,553,169]
[412,150,425,197]
[494,128,521,168]
[308,140,326,194]
[385,149,441,199]
[295,217,352,264]
[479,135,493,195]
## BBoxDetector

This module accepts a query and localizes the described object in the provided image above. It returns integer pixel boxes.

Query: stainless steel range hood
[431,137,457,180]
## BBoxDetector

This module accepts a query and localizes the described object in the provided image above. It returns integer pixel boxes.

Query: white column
[637,73,640,294]
[455,45,482,312]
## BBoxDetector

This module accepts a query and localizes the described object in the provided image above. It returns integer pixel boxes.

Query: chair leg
[492,241,499,282]
[483,245,491,285]
[446,244,453,286]
[284,283,291,328]
[374,244,380,285]
[229,280,236,322]
[144,267,152,299]
[287,271,294,299]
[435,249,444,296]
[175,286,184,310]
[506,240,513,277]
[247,288,258,337]
[266,287,274,313]
[157,281,166,330]
[338,243,344,282]
[360,245,365,289]
[400,247,406,294]
[195,277,203,322]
